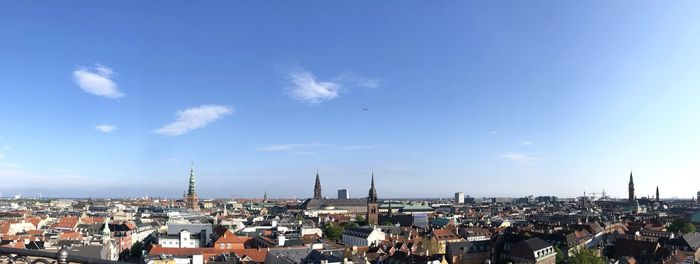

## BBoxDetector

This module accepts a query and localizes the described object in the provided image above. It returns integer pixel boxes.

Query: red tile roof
[25,217,42,228]
[52,217,79,230]
[148,245,267,263]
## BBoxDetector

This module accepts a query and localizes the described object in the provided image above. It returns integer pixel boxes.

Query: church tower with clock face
[366,172,378,225]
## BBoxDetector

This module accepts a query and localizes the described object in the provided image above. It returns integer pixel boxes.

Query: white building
[454,192,464,204]
[342,227,386,247]
[159,230,201,248]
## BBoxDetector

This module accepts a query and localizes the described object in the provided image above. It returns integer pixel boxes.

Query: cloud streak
[95,124,116,133]
[154,105,233,136]
[286,69,340,104]
[255,143,332,152]
[284,67,380,104]
[255,143,382,152]
[73,64,123,99]
[500,152,541,164]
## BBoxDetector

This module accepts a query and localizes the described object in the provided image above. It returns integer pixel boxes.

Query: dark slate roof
[268,247,313,264]
[446,240,490,255]
[25,241,45,250]
[56,240,84,247]
[612,238,659,261]
[378,215,413,227]
[430,218,452,227]
[100,223,133,232]
[683,233,700,250]
[265,252,297,264]
[69,245,104,259]
[303,250,344,264]
[343,227,374,238]
[523,238,551,251]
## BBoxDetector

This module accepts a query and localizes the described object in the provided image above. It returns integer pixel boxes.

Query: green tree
[355,215,364,223]
[554,246,565,264]
[668,218,696,234]
[683,223,696,233]
[568,248,604,264]
[129,241,143,259]
[322,222,344,240]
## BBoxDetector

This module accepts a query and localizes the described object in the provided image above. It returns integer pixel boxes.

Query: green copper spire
[188,162,196,196]
[102,217,111,244]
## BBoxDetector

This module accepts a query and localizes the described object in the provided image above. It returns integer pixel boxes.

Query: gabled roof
[25,217,42,228]
[214,230,249,244]
[343,227,375,238]
[304,249,344,264]
[147,245,267,263]
[446,240,490,255]
[612,238,659,261]
[267,246,312,264]
[682,233,700,250]
[523,238,551,251]
[430,218,452,227]
[53,217,79,230]
[431,229,460,241]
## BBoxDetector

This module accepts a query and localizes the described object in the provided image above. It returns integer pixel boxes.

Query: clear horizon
[2,1,700,199]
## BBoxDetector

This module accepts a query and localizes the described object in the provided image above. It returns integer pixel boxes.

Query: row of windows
[218,243,234,249]
[161,240,196,246]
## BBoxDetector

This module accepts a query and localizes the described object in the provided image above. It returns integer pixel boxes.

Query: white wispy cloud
[286,68,341,104]
[521,141,533,146]
[500,152,541,163]
[154,104,233,136]
[95,124,116,133]
[73,64,123,99]
[335,73,381,89]
[340,144,383,150]
[284,67,380,104]
[0,145,12,159]
[255,143,332,152]
[488,130,499,135]
[255,143,382,152]
[0,163,102,189]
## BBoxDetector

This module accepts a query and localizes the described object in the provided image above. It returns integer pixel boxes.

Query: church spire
[188,161,196,196]
[368,170,377,203]
[185,162,199,211]
[656,186,659,202]
[313,170,322,199]
[629,170,634,184]
[628,170,635,204]
[366,170,379,225]
[101,217,111,244]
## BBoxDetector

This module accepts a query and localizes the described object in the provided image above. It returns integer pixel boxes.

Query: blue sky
[1,1,699,199]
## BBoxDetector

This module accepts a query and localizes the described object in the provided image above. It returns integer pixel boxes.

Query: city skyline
[2,1,700,198]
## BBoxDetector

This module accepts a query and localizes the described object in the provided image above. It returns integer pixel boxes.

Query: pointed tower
[366,171,379,225]
[100,217,115,260]
[656,186,659,202]
[186,162,199,211]
[628,171,635,205]
[313,170,322,199]
[101,217,111,245]
[263,191,268,203]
